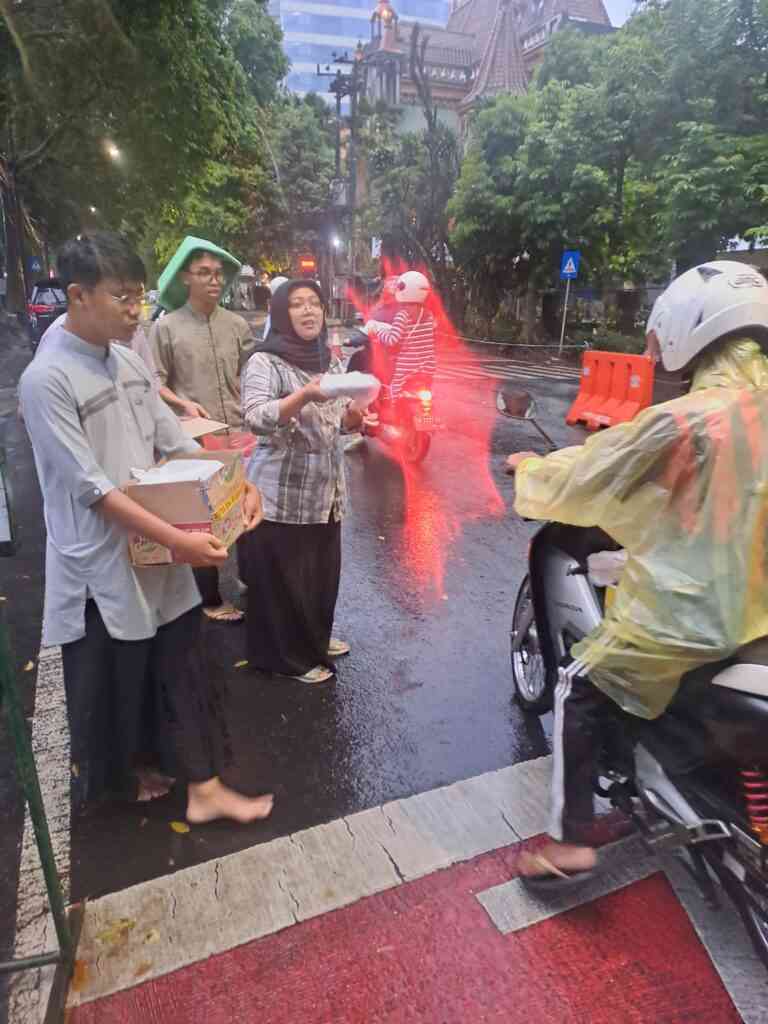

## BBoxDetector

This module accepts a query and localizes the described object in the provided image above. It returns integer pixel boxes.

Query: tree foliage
[449,0,768,335]
[0,0,289,306]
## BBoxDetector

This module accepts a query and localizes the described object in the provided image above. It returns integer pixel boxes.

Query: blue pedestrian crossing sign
[560,250,581,280]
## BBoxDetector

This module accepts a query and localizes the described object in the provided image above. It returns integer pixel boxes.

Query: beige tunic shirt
[150,303,254,429]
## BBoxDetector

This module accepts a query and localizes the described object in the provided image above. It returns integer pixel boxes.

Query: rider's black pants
[550,661,615,843]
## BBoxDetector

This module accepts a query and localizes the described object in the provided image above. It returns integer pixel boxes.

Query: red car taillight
[28,303,55,315]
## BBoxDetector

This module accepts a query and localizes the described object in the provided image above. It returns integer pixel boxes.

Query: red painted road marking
[69,844,741,1024]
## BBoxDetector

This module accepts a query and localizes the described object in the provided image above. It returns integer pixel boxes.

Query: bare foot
[518,841,597,879]
[136,769,176,802]
[186,777,274,824]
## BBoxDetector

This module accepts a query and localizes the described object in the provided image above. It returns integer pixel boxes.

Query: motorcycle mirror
[496,388,536,420]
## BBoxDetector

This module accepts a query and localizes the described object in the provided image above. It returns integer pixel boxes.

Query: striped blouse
[375,307,437,397]
[241,352,350,525]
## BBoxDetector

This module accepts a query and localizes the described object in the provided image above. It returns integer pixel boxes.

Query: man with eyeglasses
[150,241,255,622]
[19,232,272,824]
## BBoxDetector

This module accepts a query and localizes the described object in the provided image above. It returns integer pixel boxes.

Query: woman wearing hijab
[240,280,367,684]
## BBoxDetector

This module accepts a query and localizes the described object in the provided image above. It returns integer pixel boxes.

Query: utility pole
[316,44,365,323]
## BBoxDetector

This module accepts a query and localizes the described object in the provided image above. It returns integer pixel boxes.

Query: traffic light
[297,253,317,277]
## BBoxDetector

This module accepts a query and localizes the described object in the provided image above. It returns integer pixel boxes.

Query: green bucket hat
[157,236,242,312]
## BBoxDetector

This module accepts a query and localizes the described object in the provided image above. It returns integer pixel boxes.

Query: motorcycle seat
[712,663,768,699]
[645,658,768,769]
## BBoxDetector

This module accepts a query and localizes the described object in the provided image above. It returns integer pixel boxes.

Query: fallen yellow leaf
[233,660,248,669]
[134,961,152,978]
[143,928,160,945]
[170,821,190,834]
[23,661,34,672]
[96,918,136,946]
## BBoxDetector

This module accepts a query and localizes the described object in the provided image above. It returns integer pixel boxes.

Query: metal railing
[0,447,81,1020]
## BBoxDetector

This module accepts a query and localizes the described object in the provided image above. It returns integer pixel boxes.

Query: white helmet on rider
[269,275,289,295]
[395,271,431,304]
[647,261,768,372]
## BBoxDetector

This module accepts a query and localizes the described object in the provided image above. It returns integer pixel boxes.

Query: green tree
[0,0,283,306]
[450,0,768,336]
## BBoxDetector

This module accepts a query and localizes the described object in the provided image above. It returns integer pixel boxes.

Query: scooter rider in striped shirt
[363,271,437,398]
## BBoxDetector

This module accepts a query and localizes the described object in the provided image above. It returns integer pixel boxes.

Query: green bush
[590,331,646,355]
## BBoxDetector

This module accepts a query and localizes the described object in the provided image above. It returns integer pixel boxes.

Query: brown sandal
[202,603,244,623]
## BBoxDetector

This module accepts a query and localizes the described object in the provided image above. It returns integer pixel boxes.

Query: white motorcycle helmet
[647,261,768,372]
[269,275,289,295]
[395,270,431,304]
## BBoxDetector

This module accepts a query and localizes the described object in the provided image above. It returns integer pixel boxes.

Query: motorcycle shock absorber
[741,766,768,844]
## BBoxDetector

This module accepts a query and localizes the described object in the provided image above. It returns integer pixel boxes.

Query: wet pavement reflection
[66,377,579,900]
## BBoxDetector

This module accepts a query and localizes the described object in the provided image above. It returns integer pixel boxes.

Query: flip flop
[518,851,598,893]
[202,603,244,623]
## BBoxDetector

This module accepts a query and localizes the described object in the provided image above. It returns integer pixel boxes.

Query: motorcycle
[346,328,440,464]
[510,517,768,969]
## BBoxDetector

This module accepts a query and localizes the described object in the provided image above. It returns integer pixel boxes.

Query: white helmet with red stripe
[647,261,768,371]
[395,271,431,304]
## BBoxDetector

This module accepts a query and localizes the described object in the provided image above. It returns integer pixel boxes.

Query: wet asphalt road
[0,336,585,998]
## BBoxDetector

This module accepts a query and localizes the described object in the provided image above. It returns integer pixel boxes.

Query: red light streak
[345,259,505,604]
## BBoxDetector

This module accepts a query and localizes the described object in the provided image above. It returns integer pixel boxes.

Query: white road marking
[8,644,70,1024]
[437,363,581,384]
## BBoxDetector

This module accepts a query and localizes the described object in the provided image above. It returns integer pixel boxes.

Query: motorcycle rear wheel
[510,575,555,714]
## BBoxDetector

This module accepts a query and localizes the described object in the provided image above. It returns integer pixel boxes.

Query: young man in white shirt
[20,232,273,824]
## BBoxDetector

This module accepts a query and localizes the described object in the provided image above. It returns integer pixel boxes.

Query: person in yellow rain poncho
[506,261,768,887]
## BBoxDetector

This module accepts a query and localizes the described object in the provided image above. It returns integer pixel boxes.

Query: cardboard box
[123,450,245,566]
[179,416,228,440]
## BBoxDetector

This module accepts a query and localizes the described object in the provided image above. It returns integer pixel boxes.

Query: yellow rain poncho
[514,338,768,719]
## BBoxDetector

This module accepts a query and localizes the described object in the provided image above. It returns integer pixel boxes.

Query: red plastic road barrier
[201,431,257,459]
[567,351,654,431]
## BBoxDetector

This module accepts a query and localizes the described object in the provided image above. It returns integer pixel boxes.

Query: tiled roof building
[362,0,612,126]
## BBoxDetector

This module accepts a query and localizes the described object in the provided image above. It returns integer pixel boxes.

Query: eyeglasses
[187,269,225,283]
[288,298,323,312]
[107,290,145,309]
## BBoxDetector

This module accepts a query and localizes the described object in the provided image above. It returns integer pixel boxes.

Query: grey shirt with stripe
[19,322,201,647]
[241,353,350,524]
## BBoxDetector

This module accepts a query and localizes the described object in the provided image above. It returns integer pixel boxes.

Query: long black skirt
[240,518,341,676]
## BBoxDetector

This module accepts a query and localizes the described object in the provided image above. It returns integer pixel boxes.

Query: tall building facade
[271,0,452,97]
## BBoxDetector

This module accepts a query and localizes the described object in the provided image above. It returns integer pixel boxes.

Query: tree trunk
[616,290,641,335]
[523,282,537,345]
[1,162,28,314]
[541,292,560,340]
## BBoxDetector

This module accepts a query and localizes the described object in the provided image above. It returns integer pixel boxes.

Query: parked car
[27,278,67,349]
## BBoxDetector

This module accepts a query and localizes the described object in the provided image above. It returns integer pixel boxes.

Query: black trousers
[194,541,248,606]
[193,567,223,608]
[61,601,215,808]
[240,518,341,676]
[550,662,615,843]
